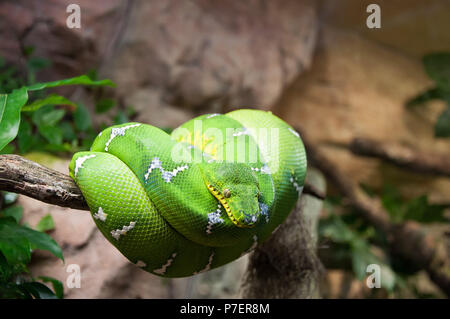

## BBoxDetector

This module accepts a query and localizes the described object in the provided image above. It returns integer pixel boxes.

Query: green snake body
[69,109,306,277]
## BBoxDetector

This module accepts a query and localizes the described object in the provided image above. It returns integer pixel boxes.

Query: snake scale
[69,109,306,277]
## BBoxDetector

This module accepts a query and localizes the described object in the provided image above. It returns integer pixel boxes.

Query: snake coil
[69,109,306,277]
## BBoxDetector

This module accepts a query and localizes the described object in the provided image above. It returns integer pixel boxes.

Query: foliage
[0,52,132,298]
[320,197,396,294]
[0,191,63,299]
[407,52,450,137]
[319,184,448,298]
[379,184,447,224]
[0,53,136,155]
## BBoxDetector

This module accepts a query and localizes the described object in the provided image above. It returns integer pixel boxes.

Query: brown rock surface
[321,0,450,58]
[274,26,450,201]
[0,0,318,115]
[109,0,318,111]
[0,0,127,81]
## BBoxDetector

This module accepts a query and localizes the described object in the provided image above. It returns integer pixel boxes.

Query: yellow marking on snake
[206,183,252,228]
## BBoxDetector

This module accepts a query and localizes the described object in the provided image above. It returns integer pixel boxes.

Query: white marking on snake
[258,202,269,223]
[98,131,102,137]
[206,113,221,119]
[206,204,224,235]
[288,127,300,138]
[290,176,303,194]
[193,252,215,275]
[74,154,96,177]
[232,127,250,137]
[93,207,107,222]
[153,252,177,275]
[144,157,189,183]
[111,221,136,240]
[136,260,146,268]
[250,164,271,175]
[104,123,141,151]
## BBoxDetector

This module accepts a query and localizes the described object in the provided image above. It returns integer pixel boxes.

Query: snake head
[202,163,261,228]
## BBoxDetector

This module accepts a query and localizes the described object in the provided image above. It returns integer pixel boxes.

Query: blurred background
[0,0,449,298]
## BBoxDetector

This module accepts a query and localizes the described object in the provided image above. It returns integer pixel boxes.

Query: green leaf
[23,46,35,57]
[0,252,28,287]
[319,214,356,243]
[19,282,57,299]
[74,103,91,131]
[434,107,450,137]
[0,143,14,154]
[0,87,28,151]
[27,75,115,91]
[351,240,376,280]
[32,105,66,128]
[406,88,447,108]
[95,98,115,113]
[0,218,63,265]
[423,53,450,91]
[17,119,33,153]
[0,222,31,265]
[0,282,30,299]
[26,57,51,72]
[35,214,55,232]
[403,195,447,223]
[38,276,64,299]
[87,69,98,81]
[43,142,73,153]
[22,94,75,112]
[381,185,404,223]
[38,125,63,145]
[1,206,23,223]
[59,121,76,141]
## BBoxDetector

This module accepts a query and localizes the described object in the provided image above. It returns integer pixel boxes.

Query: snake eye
[223,189,231,198]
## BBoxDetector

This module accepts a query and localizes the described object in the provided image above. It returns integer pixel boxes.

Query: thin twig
[349,137,450,177]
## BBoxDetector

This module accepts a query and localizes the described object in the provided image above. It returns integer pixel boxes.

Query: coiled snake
[69,109,306,277]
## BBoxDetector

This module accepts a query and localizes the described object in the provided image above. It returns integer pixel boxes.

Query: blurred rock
[0,0,127,83]
[125,89,194,128]
[0,0,318,117]
[321,0,450,58]
[105,0,318,111]
[275,26,450,202]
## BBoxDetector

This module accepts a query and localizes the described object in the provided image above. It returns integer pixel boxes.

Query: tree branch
[296,128,450,296]
[0,154,88,210]
[240,185,324,298]
[349,137,450,177]
[0,154,324,210]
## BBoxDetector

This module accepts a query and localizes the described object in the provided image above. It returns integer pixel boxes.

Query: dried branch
[0,154,88,210]
[240,190,324,298]
[349,137,450,177]
[296,128,450,296]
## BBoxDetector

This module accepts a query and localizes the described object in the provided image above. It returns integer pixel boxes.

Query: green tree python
[69,109,306,277]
